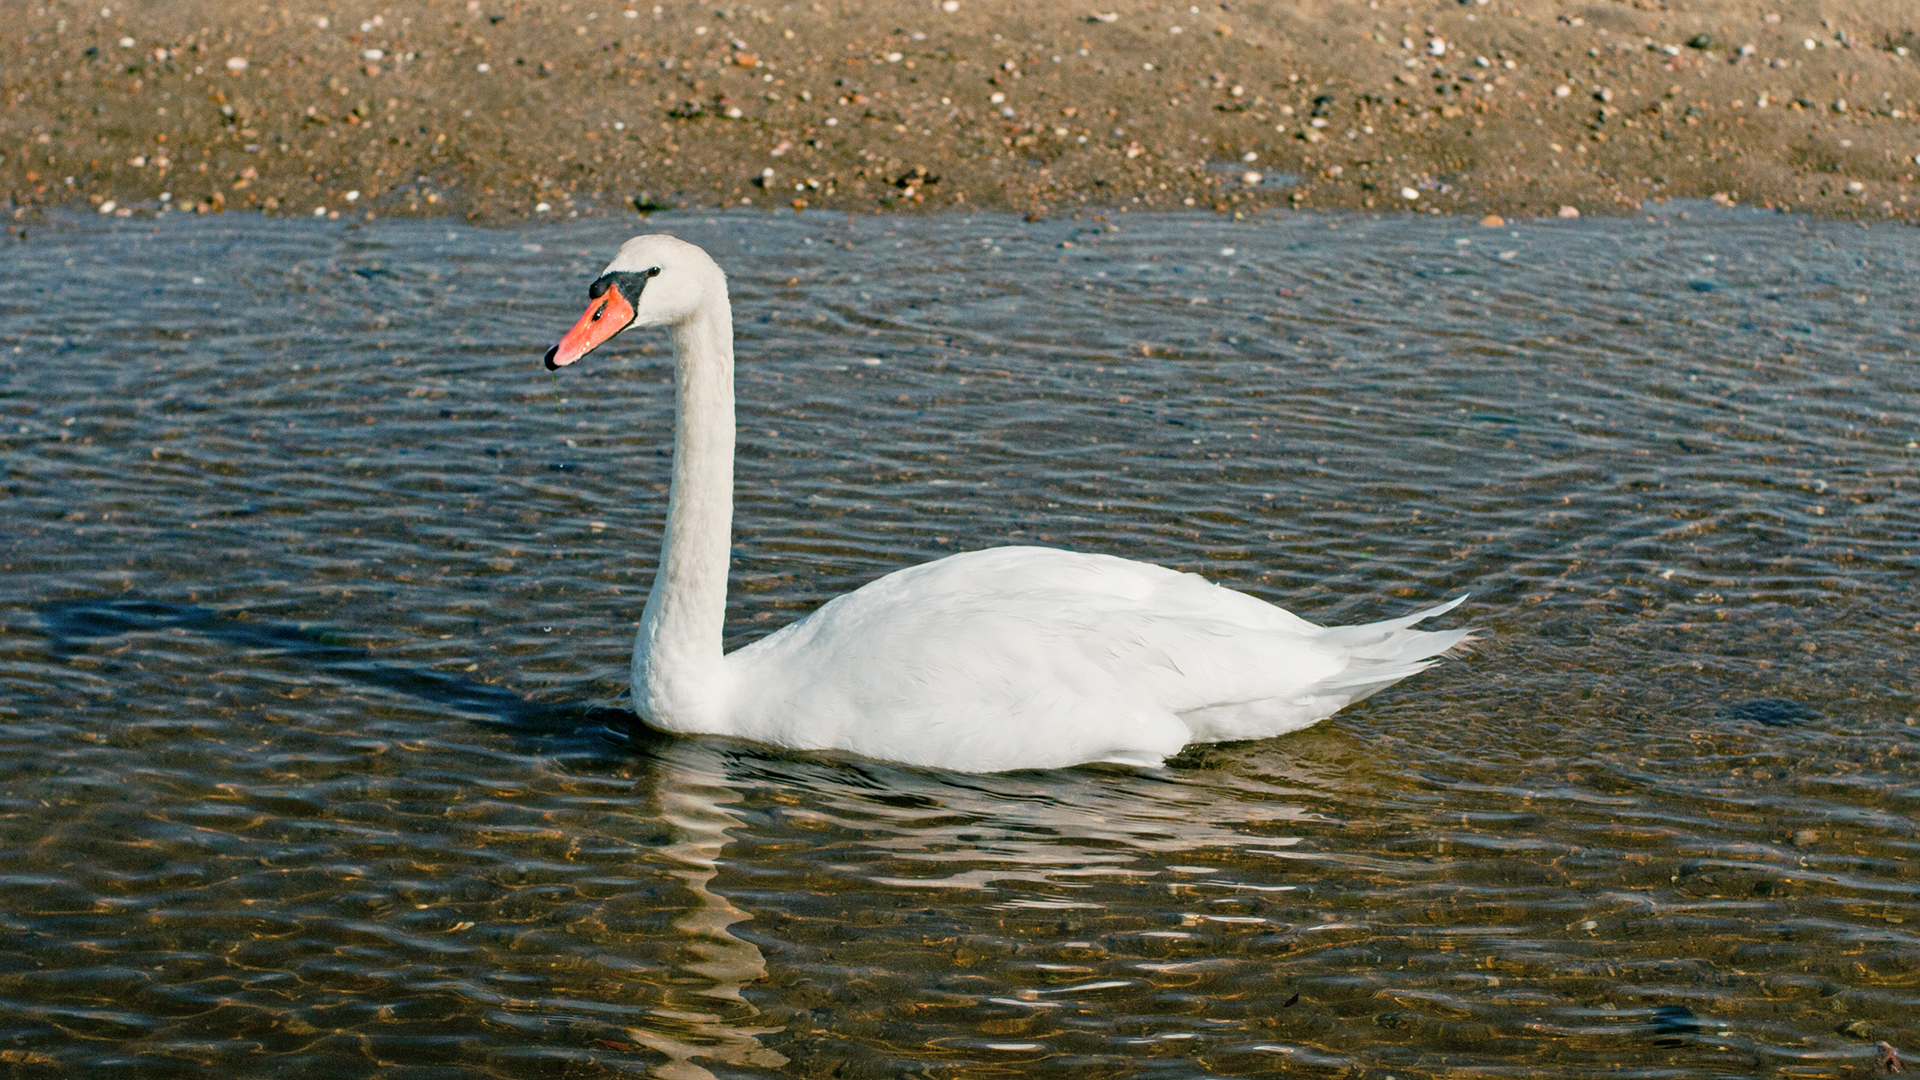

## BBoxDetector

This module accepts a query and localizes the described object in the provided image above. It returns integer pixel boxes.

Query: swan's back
[717,547,1466,771]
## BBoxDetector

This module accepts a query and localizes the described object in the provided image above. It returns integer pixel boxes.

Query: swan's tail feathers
[1177,598,1472,744]
[1323,594,1473,702]
[1327,624,1473,706]
[1317,593,1470,648]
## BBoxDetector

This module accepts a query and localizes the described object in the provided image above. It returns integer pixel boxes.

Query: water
[1,206,1916,1078]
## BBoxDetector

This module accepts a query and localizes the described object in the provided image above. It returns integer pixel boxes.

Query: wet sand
[3,0,1917,223]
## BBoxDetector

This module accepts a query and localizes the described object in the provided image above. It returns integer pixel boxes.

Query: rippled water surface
[3,207,1917,1078]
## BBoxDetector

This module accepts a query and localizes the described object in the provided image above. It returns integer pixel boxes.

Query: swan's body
[545,235,1468,773]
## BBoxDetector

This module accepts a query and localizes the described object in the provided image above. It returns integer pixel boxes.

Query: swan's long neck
[633,296,735,732]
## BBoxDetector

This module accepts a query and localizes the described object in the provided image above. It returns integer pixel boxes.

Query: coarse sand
[4,0,1918,224]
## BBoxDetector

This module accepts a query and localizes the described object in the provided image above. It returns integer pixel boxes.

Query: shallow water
[2,206,1917,1079]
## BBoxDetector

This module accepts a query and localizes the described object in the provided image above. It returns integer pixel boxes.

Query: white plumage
[544,235,1469,773]
[725,547,1466,771]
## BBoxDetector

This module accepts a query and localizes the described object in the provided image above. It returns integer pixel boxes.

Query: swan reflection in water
[621,735,1337,1077]
[622,740,791,1079]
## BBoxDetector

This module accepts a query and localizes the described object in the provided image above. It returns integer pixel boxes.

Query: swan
[543,234,1469,772]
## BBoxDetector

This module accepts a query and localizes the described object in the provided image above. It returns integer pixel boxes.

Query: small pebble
[1557,205,1580,218]
[1479,214,1505,226]
[224,57,248,72]
[1399,187,1419,200]
[1240,170,1262,186]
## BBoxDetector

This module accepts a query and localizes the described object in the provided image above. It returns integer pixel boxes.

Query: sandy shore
[3,0,1917,223]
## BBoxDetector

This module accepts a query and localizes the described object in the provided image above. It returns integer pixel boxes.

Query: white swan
[544,234,1468,772]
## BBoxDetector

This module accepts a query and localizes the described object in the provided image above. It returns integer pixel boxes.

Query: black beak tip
[543,345,560,371]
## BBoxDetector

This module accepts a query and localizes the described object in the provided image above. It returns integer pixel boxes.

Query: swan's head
[544,234,726,370]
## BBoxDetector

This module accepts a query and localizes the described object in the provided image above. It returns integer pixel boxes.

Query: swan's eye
[646,267,661,278]
[590,300,605,322]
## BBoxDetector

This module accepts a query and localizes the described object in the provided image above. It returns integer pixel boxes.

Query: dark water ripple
[0,206,1916,1078]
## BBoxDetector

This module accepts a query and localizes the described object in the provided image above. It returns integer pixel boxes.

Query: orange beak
[545,282,637,370]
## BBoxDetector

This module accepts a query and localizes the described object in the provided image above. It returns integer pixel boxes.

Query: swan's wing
[721,547,1465,771]
[720,549,1188,769]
